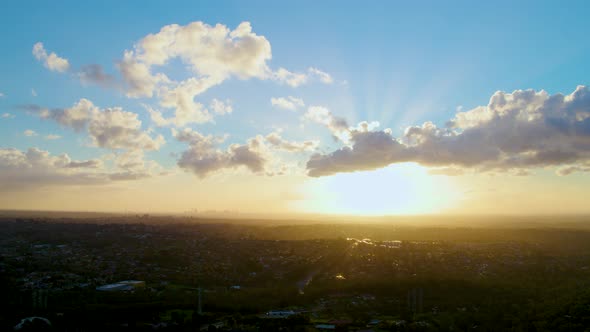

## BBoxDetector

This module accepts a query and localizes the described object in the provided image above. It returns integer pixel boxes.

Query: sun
[294,163,463,215]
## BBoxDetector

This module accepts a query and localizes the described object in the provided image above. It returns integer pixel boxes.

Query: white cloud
[173,127,318,178]
[22,98,165,151]
[118,21,272,99]
[32,42,70,73]
[1,113,15,119]
[0,147,105,189]
[137,21,271,79]
[307,85,590,177]
[0,92,4,98]
[32,42,119,90]
[271,67,334,87]
[173,128,268,178]
[308,67,334,84]
[109,149,163,181]
[210,98,233,115]
[118,50,170,98]
[156,77,214,125]
[88,106,165,151]
[146,95,233,127]
[272,68,308,87]
[23,129,38,137]
[145,106,170,127]
[271,96,305,111]
[115,21,333,127]
[116,21,283,127]
[303,106,350,141]
[0,147,162,190]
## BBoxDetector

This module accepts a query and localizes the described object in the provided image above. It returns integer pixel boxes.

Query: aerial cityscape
[1,1,590,331]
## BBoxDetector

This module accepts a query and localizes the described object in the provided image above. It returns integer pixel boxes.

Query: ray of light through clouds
[1,1,590,215]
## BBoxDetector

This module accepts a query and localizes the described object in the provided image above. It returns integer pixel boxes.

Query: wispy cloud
[23,129,38,137]
[44,134,62,140]
[271,96,305,111]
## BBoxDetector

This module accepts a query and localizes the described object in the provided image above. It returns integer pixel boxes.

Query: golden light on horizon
[293,163,463,216]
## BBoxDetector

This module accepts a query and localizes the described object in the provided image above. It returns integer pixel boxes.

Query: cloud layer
[0,147,104,189]
[0,147,163,190]
[307,86,590,177]
[174,128,318,178]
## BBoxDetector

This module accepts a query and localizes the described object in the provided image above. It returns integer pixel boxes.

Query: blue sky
[1,1,590,214]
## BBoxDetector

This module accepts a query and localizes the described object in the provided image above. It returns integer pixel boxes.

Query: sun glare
[295,163,462,215]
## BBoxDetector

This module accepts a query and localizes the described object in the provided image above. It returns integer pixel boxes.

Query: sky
[1,0,590,216]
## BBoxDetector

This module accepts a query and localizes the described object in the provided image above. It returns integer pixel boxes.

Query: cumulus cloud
[145,106,170,127]
[303,106,350,141]
[118,50,170,98]
[0,147,106,189]
[146,95,233,127]
[21,98,165,151]
[271,96,305,111]
[210,98,233,115]
[23,129,38,137]
[173,127,319,178]
[307,126,407,177]
[0,147,164,190]
[115,21,275,126]
[33,42,122,91]
[137,21,270,79]
[108,149,162,180]
[33,22,335,131]
[153,78,214,125]
[307,85,590,177]
[173,128,268,178]
[32,42,70,73]
[118,21,271,99]
[35,22,333,99]
[115,21,333,127]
